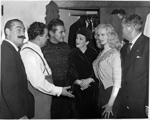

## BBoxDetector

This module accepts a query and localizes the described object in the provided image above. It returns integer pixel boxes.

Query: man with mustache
[1,19,34,119]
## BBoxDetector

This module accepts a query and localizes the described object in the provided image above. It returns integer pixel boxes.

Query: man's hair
[122,14,143,32]
[118,9,126,15]
[4,19,23,36]
[111,9,126,15]
[47,18,64,33]
[111,9,119,15]
[28,22,47,40]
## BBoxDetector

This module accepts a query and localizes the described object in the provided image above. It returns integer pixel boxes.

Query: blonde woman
[93,24,122,118]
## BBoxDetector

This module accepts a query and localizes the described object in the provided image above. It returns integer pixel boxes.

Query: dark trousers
[51,79,69,119]
[51,96,69,119]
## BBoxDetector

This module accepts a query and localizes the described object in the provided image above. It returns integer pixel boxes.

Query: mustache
[18,36,26,39]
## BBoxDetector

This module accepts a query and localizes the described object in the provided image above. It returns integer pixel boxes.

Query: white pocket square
[136,56,141,58]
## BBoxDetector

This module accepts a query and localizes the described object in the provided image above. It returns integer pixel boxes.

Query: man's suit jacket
[0,41,34,119]
[119,34,149,118]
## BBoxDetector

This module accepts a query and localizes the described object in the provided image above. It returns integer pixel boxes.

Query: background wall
[1,0,79,43]
[1,0,150,44]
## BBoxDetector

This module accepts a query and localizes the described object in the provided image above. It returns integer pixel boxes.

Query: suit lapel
[122,34,144,77]
[3,41,24,67]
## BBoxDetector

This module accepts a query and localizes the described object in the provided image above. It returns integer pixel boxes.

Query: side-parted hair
[96,24,121,50]
[122,14,143,32]
[47,18,64,33]
[28,22,47,40]
[4,19,23,36]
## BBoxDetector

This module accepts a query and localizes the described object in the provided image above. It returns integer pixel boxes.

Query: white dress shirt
[20,41,62,96]
[130,32,142,50]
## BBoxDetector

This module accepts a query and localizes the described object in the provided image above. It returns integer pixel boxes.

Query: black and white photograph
[0,0,150,119]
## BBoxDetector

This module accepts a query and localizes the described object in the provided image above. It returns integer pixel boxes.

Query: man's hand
[61,86,75,98]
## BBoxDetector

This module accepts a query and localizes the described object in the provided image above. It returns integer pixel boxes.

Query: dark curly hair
[28,22,47,40]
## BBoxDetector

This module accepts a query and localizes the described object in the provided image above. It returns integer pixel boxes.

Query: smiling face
[76,34,89,49]
[6,21,25,47]
[97,27,108,46]
[50,25,66,43]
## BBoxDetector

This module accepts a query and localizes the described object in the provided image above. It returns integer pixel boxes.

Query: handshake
[45,75,75,98]
[61,86,75,98]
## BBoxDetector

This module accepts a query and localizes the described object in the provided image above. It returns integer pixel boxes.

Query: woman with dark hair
[67,27,99,119]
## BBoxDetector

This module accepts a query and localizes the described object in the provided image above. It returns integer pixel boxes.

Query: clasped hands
[75,78,94,90]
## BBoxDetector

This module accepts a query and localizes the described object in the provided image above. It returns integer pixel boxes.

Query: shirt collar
[26,41,41,52]
[130,33,142,48]
[4,39,19,51]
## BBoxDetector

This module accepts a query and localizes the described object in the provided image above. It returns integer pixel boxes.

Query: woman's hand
[74,79,82,85]
[102,104,113,118]
[80,78,94,90]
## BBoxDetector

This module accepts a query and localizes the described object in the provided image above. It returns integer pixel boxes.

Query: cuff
[53,86,62,97]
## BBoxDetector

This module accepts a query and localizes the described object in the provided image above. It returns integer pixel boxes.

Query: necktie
[127,43,132,54]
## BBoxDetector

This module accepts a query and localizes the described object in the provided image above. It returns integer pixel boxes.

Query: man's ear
[36,35,41,41]
[128,25,134,32]
[49,31,54,37]
[5,28,10,36]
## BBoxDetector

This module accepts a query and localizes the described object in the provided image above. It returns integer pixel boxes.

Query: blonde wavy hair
[96,24,122,50]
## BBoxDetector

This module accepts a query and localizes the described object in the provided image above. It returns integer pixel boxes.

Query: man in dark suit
[119,14,149,118]
[0,19,34,119]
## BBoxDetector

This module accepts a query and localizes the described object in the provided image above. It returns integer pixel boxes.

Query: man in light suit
[119,14,149,118]
[0,19,34,119]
